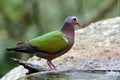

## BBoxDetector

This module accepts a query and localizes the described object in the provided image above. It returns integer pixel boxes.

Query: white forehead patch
[70,16,78,22]
[64,16,78,23]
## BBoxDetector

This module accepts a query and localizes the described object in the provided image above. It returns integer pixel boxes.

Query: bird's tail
[6,47,18,51]
[6,42,39,53]
[6,42,26,52]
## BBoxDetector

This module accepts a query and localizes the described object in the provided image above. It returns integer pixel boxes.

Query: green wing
[29,31,69,53]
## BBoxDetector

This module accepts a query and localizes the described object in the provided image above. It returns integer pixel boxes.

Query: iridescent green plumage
[29,31,68,53]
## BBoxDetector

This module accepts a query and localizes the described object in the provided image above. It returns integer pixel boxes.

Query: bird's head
[64,16,80,27]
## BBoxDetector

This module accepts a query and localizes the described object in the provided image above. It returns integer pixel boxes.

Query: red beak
[77,22,80,27]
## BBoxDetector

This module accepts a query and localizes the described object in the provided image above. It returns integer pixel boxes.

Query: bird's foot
[47,61,56,70]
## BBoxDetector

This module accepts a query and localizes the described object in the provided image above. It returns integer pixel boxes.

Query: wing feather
[29,31,69,53]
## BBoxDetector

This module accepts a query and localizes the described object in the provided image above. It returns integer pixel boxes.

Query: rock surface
[1,17,120,80]
[53,17,120,70]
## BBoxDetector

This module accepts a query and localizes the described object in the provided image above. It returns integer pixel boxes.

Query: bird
[6,16,80,70]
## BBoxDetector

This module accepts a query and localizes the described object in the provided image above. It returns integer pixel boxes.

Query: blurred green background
[0,0,119,77]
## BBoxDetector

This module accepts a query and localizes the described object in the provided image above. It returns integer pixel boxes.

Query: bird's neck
[60,22,75,44]
[60,22,74,31]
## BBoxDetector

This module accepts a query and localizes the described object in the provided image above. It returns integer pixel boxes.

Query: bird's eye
[73,18,76,21]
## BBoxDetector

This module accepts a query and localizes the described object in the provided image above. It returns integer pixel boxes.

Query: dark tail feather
[6,42,39,53]
[6,42,25,52]
[6,47,17,51]
[6,46,27,52]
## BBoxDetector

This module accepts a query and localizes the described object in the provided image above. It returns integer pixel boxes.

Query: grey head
[64,16,80,27]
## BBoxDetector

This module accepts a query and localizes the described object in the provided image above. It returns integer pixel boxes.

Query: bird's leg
[47,60,56,70]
